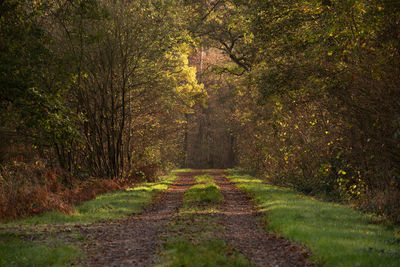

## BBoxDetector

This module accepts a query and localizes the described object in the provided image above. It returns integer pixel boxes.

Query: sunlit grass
[3,174,176,226]
[183,182,223,205]
[195,174,214,184]
[171,169,193,174]
[0,174,177,266]
[227,169,400,266]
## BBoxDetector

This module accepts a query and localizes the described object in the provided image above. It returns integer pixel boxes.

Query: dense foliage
[209,0,400,222]
[1,0,399,222]
[0,0,203,178]
[0,0,204,220]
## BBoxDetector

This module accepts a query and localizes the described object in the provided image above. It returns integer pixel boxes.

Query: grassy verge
[3,174,177,226]
[157,173,250,266]
[0,172,178,267]
[227,169,400,267]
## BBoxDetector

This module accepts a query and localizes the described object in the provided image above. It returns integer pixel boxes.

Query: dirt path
[81,171,198,266]
[81,170,312,266]
[212,171,312,267]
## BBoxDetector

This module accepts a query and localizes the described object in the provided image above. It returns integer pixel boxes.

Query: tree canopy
[1,0,399,222]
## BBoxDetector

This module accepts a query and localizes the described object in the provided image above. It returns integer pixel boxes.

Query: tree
[0,0,79,163]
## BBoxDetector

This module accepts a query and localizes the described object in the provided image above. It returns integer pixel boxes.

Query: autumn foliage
[0,0,201,221]
[183,1,400,223]
[1,0,400,224]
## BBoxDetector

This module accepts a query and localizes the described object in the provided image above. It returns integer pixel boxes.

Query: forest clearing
[1,0,400,266]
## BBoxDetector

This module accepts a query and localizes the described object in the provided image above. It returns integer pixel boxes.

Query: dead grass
[0,161,140,222]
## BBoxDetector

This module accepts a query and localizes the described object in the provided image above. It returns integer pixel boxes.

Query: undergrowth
[2,174,177,225]
[0,161,147,222]
[227,169,400,267]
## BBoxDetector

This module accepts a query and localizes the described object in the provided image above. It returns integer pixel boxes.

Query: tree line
[1,0,204,179]
[191,0,400,222]
[1,0,399,222]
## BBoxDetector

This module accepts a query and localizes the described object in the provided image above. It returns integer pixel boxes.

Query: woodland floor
[81,170,312,266]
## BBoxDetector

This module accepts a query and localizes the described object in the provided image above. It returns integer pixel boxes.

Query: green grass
[183,179,223,205]
[0,173,177,266]
[158,238,250,267]
[3,174,177,226]
[0,232,81,267]
[227,169,400,267]
[195,174,214,184]
[171,169,192,174]
[157,172,250,266]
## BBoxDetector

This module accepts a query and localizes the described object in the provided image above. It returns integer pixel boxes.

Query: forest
[1,0,400,265]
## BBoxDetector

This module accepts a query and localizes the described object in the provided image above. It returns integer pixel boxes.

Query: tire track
[81,171,200,266]
[212,171,312,267]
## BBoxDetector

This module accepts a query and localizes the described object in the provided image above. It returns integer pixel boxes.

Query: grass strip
[183,182,223,205]
[157,173,250,266]
[227,169,400,267]
[195,174,215,184]
[0,172,178,267]
[3,173,177,226]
